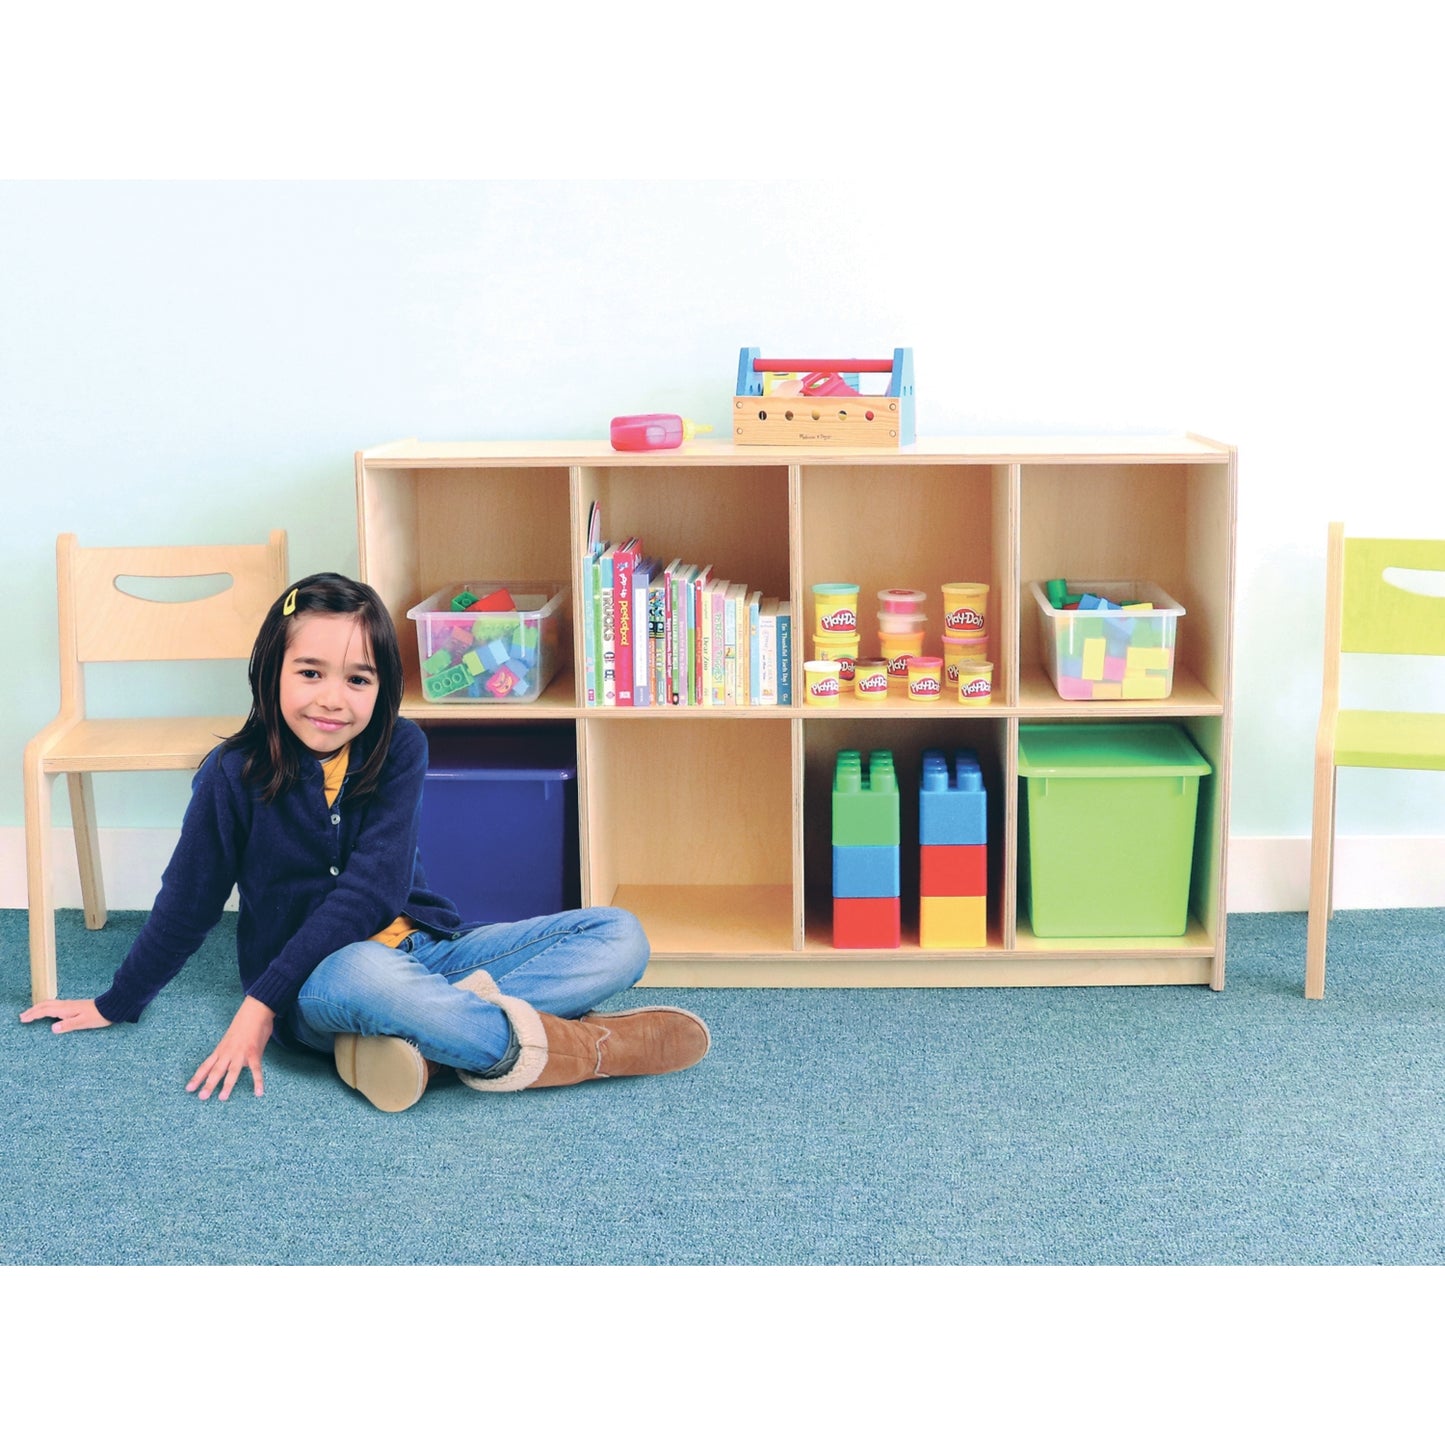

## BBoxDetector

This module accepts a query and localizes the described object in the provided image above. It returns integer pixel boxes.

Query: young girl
[20,573,709,1111]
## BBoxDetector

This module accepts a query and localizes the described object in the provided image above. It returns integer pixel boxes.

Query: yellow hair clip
[282,587,298,616]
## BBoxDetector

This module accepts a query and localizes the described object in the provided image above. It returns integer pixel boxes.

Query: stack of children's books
[580,504,792,707]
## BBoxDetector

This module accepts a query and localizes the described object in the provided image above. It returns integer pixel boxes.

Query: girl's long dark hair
[223,573,404,803]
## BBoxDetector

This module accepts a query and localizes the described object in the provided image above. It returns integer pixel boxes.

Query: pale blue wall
[3,176,1444,838]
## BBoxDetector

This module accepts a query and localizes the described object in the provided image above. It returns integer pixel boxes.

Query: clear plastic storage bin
[1030,580,1184,700]
[407,582,567,702]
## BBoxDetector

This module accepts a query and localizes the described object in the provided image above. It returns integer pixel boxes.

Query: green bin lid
[1017,723,1212,778]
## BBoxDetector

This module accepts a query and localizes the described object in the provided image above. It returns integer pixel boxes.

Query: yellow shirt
[321,745,415,949]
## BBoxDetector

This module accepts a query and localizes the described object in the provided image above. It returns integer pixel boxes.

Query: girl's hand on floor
[188,995,275,1101]
[19,999,111,1032]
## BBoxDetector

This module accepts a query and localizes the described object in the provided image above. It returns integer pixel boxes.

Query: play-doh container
[877,610,928,637]
[943,633,990,683]
[803,659,842,706]
[942,582,989,636]
[812,583,861,636]
[812,632,859,693]
[877,587,926,615]
[813,632,860,654]
[906,655,944,702]
[957,660,994,705]
[852,658,890,703]
[879,637,916,695]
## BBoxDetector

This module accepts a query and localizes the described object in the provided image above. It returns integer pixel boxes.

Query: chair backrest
[54,531,289,711]
[1337,526,1445,657]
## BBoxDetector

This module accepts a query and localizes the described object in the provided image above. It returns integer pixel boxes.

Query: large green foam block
[1016,724,1211,938]
[832,749,900,846]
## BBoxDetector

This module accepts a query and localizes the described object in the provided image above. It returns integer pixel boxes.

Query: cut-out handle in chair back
[1341,536,1445,657]
[1306,523,1445,997]
[24,531,289,1004]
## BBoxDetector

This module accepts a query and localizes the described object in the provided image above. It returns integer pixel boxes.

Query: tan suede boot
[334,1034,440,1113]
[451,971,710,1092]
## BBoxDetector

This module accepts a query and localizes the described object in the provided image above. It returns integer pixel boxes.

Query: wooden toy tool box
[733,347,916,447]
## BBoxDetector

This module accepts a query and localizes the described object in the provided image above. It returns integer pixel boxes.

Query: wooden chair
[24,531,288,1004]
[1306,522,1445,997]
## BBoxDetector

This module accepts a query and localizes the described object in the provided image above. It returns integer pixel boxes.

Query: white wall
[4,9,1444,909]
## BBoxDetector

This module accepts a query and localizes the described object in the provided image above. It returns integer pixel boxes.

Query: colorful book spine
[632,556,654,708]
[612,539,640,707]
[707,578,729,706]
[668,563,695,706]
[581,544,599,705]
[581,503,601,705]
[598,543,619,706]
[777,600,793,705]
[647,571,667,708]
[592,545,609,706]
[758,597,779,705]
[698,577,716,707]
[746,589,762,705]
[660,558,682,706]
[691,564,713,705]
[724,581,747,705]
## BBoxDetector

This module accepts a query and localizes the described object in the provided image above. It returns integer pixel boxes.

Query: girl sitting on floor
[21,572,709,1111]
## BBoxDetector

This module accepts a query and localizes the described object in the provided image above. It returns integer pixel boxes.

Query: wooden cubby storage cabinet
[356,434,1236,990]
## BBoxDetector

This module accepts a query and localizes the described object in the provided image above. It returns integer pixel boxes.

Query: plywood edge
[637,956,1216,988]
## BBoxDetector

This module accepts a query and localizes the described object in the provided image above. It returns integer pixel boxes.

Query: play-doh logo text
[945,607,985,631]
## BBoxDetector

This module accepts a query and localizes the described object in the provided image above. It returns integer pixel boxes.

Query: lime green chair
[1306,522,1445,997]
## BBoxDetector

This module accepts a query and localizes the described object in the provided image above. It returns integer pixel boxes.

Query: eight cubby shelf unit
[355,434,1236,990]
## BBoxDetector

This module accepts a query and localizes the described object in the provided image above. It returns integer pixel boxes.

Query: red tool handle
[751,358,896,373]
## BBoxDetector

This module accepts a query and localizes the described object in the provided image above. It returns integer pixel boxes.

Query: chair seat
[1335,708,1445,771]
[38,715,245,772]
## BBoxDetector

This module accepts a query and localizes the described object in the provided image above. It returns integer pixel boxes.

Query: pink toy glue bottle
[610,414,713,451]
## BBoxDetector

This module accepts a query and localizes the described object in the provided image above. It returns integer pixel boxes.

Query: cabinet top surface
[358,435,1233,467]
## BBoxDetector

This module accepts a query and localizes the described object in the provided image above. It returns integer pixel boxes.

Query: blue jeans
[288,907,649,1075]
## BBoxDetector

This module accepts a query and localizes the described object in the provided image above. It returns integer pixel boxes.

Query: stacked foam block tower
[919,748,987,948]
[831,749,900,948]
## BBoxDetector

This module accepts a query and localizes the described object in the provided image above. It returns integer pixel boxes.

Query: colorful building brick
[832,749,900,948]
[918,748,987,949]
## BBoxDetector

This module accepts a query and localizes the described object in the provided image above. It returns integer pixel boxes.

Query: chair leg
[1325,777,1338,920]
[22,747,59,1005]
[1305,761,1337,999]
[67,771,108,930]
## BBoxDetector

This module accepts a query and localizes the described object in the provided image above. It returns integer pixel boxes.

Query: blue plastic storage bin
[418,728,580,924]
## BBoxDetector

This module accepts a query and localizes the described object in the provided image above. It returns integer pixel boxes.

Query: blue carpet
[4,908,1443,1265]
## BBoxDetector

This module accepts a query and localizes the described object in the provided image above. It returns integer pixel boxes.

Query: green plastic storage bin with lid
[1016,723,1212,937]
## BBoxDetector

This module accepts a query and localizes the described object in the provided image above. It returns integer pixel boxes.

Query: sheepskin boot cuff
[453,971,550,1093]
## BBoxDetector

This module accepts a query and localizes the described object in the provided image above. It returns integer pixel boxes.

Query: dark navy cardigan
[94,717,463,1027]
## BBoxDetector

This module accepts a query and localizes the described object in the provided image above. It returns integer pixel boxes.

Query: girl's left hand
[188,996,275,1101]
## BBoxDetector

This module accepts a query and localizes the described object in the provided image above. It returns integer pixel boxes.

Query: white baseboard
[0,826,237,912]
[1223,835,1445,912]
[4,826,1445,917]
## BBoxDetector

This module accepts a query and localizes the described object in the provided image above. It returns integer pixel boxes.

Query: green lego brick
[832,749,900,846]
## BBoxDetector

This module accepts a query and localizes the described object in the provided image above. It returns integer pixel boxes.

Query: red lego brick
[833,896,901,949]
[466,587,518,613]
[919,844,987,897]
